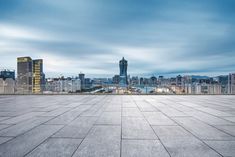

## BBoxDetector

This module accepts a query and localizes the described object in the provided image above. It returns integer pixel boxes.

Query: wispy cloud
[0,0,235,77]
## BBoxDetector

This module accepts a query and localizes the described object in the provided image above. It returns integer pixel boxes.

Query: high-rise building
[0,69,15,80]
[228,73,235,94]
[79,73,85,90]
[217,75,228,94]
[158,76,164,86]
[17,57,44,94]
[176,75,182,86]
[130,76,139,86]
[32,59,44,93]
[140,77,144,86]
[0,69,15,94]
[150,76,157,86]
[85,78,92,89]
[112,75,120,85]
[17,57,33,93]
[119,57,128,86]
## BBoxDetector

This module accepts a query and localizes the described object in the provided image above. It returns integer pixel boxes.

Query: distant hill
[191,75,210,79]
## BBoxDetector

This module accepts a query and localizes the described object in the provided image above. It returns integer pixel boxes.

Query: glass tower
[32,59,43,93]
[17,57,33,93]
[119,57,128,86]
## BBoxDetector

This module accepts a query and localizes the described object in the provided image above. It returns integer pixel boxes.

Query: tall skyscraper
[17,57,33,93]
[228,73,235,94]
[79,73,85,90]
[119,57,128,86]
[176,75,182,86]
[32,59,44,93]
[17,57,44,94]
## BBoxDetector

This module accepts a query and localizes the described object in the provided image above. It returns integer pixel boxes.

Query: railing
[0,84,234,95]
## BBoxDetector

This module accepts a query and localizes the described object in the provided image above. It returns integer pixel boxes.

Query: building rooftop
[0,95,234,157]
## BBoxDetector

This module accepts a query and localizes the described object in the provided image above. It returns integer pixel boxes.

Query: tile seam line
[23,95,100,157]
[0,96,92,149]
[161,101,235,138]
[155,100,224,157]
[133,98,172,157]
[175,101,234,120]
[120,95,123,157]
[71,95,111,157]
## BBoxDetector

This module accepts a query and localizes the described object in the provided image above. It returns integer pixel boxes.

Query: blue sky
[0,0,235,77]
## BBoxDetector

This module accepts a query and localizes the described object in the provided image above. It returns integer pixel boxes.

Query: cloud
[0,0,235,77]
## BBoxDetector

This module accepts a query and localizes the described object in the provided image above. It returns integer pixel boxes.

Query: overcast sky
[0,0,235,77]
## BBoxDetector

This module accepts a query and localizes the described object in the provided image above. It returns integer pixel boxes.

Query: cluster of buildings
[0,57,45,94]
[111,58,235,94]
[17,57,45,94]
[121,74,235,94]
[0,56,235,94]
[45,73,92,93]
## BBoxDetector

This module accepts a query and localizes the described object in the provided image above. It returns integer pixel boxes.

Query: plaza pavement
[0,95,234,157]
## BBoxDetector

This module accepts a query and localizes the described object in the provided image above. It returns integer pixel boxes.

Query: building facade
[17,57,44,94]
[0,69,15,94]
[17,57,33,93]
[228,73,235,94]
[0,69,15,80]
[119,57,128,86]
[79,73,85,90]
[32,59,44,93]
[45,77,81,93]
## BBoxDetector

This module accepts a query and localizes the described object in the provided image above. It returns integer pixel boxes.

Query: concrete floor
[0,95,234,157]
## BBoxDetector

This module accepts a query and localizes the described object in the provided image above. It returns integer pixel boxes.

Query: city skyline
[1,56,234,79]
[0,0,235,77]
[1,56,235,94]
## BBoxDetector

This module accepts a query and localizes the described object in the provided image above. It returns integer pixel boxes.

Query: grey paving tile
[143,112,176,126]
[122,139,170,157]
[179,101,203,108]
[46,105,91,125]
[104,105,121,112]
[185,111,234,125]
[0,137,12,145]
[135,101,158,112]
[122,117,157,139]
[214,125,235,136]
[222,116,235,123]
[26,138,82,157]
[0,124,11,131]
[53,116,97,138]
[171,104,195,112]
[153,126,221,157]
[1,112,45,124]
[32,105,59,112]
[0,117,10,122]
[122,102,136,108]
[197,107,233,117]
[122,108,143,117]
[0,95,234,157]
[164,138,221,157]
[173,117,235,140]
[0,124,63,157]
[80,108,103,117]
[152,125,194,140]
[157,107,187,117]
[73,125,121,157]
[40,107,71,117]
[96,112,121,125]
[0,111,21,117]
[0,116,52,137]
[204,140,235,157]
